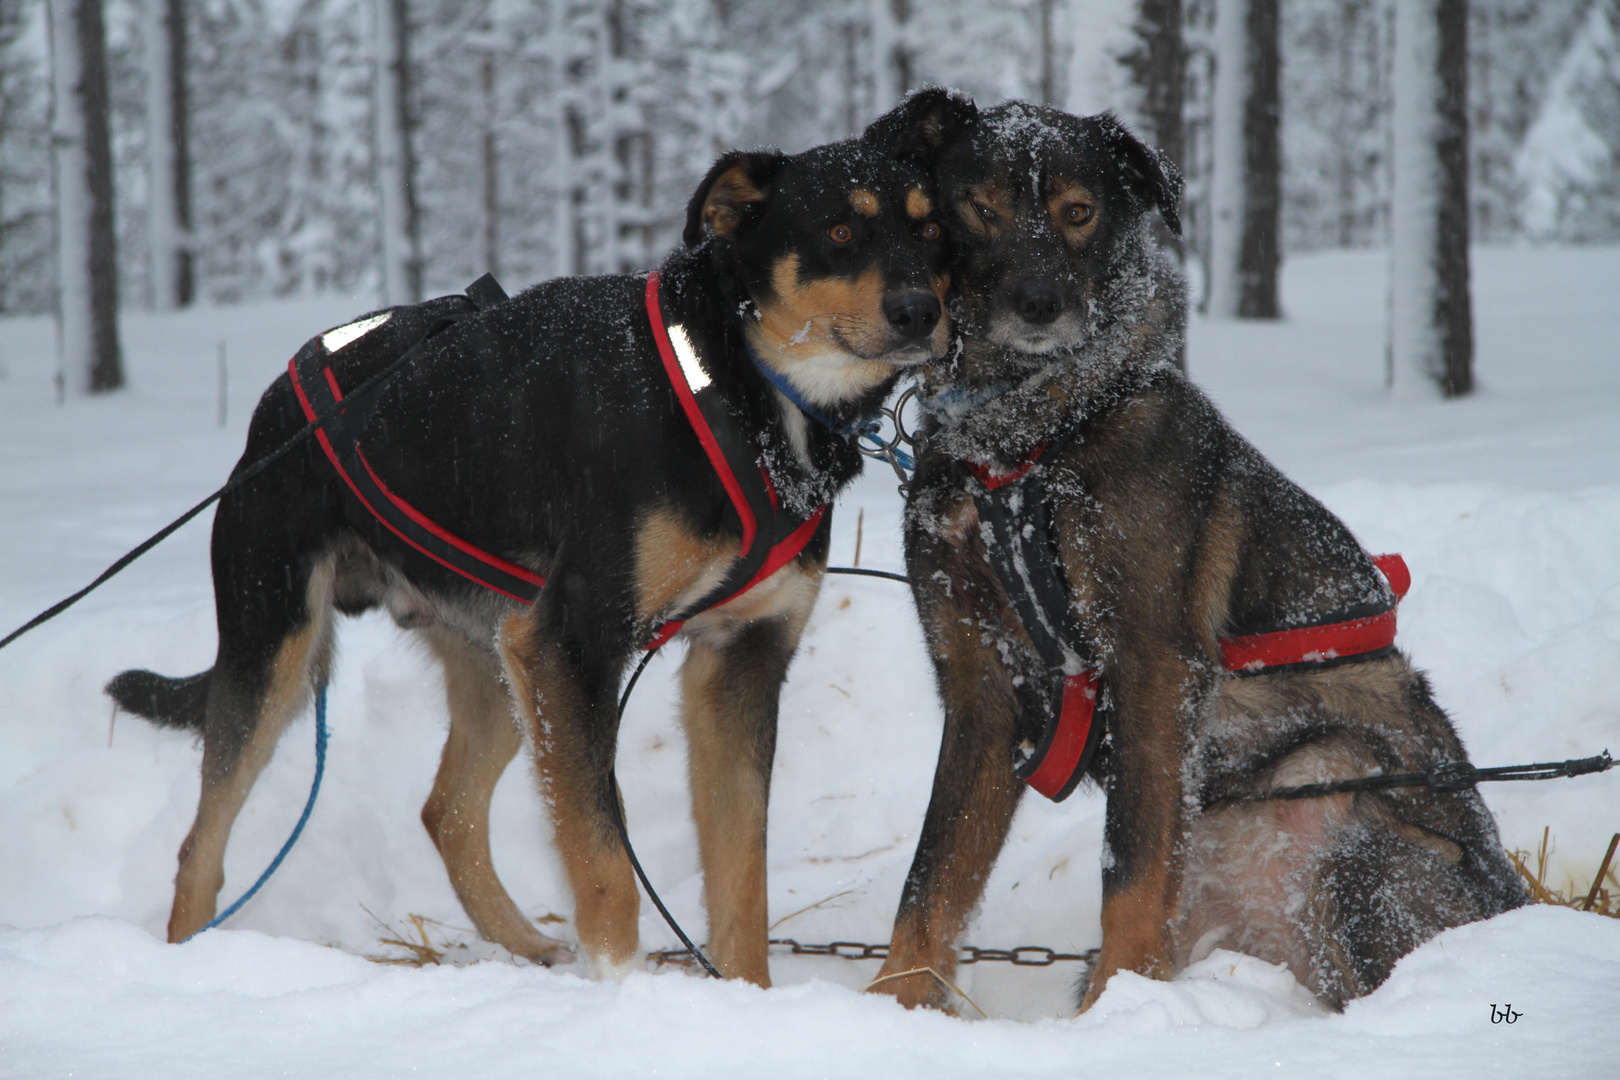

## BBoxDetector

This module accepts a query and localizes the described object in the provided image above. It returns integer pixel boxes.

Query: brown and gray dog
[873,92,1525,1012]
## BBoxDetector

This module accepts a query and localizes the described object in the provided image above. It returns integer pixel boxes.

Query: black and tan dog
[874,96,1525,1011]
[105,97,957,984]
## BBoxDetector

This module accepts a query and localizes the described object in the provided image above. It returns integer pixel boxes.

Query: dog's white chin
[988,313,1084,356]
[990,328,1070,355]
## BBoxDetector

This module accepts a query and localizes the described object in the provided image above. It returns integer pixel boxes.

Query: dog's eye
[922,221,942,240]
[1065,203,1095,226]
[829,223,853,244]
[973,203,999,225]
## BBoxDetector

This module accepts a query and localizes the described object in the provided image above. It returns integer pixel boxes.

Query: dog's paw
[526,940,577,967]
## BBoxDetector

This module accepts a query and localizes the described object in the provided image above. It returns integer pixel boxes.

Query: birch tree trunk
[869,0,910,114]
[373,0,420,305]
[1389,0,1473,398]
[48,0,122,392]
[479,49,499,281]
[1035,0,1058,106]
[143,0,191,309]
[1205,0,1279,319]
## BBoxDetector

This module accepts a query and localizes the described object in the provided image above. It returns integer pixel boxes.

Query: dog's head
[684,91,971,413]
[935,101,1181,357]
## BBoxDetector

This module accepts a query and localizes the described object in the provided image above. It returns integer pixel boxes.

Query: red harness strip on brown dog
[287,273,825,649]
[968,442,1412,802]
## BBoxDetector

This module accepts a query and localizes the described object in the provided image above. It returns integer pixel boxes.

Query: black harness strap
[289,271,825,644]
[288,277,548,604]
[965,446,1104,803]
[965,437,1409,804]
[654,363,820,637]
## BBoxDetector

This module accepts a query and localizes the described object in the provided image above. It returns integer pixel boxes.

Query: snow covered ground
[2,246,1617,1077]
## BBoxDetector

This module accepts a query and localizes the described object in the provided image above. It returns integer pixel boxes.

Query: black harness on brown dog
[964,444,1410,803]
[287,272,826,649]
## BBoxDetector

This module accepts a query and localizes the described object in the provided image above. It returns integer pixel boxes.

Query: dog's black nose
[882,291,942,340]
[1013,281,1064,325]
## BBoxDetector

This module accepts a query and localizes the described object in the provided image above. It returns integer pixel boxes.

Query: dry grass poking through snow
[1507,829,1620,919]
[365,907,569,967]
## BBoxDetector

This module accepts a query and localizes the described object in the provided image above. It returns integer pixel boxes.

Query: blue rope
[183,684,329,940]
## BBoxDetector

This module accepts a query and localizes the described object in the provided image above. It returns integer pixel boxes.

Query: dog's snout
[1013,281,1064,325]
[882,291,942,340]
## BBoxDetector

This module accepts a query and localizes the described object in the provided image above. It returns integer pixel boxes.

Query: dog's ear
[862,87,977,165]
[1095,113,1183,238]
[684,151,789,248]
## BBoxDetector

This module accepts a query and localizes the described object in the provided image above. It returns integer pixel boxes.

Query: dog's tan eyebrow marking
[957,184,1014,237]
[1048,181,1101,244]
[850,189,880,217]
[906,188,933,219]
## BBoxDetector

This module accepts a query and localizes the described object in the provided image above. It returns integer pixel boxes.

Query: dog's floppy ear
[1095,113,1183,238]
[684,150,789,248]
[862,87,977,165]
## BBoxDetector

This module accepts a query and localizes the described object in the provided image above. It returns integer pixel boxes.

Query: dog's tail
[105,668,212,732]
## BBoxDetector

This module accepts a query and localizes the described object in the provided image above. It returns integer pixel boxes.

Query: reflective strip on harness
[645,272,757,558]
[290,274,826,650]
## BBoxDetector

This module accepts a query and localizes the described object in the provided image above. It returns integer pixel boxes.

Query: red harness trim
[1023,555,1410,801]
[1022,671,1101,800]
[290,359,547,603]
[1218,553,1410,672]
[290,274,825,648]
[967,444,1415,803]
[964,443,1048,490]
[645,272,758,558]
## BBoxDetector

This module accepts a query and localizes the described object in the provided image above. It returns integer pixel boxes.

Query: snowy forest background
[2,0,1618,330]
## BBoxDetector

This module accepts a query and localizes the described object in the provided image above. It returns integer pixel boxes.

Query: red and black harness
[287,271,826,649]
[964,444,1411,802]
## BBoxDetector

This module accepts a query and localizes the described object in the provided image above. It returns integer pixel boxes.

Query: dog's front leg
[677,605,809,987]
[1081,643,1213,1010]
[498,609,641,980]
[875,492,1028,1009]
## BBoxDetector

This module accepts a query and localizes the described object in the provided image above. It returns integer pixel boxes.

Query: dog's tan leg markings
[499,611,640,978]
[421,627,573,965]
[169,559,336,943]
[677,561,821,986]
[633,505,733,625]
[678,637,772,985]
[1079,644,1201,1010]
[874,493,1026,1009]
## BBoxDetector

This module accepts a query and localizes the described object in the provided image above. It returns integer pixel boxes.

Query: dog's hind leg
[420,626,574,965]
[498,608,640,980]
[676,596,814,987]
[168,554,337,942]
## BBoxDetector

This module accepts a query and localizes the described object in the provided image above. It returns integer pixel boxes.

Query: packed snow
[2,245,1618,1077]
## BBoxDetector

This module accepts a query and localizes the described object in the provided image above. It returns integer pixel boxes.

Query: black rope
[1255,751,1613,801]
[605,565,908,980]
[607,646,724,979]
[0,323,454,654]
[20,356,1610,969]
[827,566,909,584]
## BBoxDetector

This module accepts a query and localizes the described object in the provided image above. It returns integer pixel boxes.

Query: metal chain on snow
[646,939,1099,969]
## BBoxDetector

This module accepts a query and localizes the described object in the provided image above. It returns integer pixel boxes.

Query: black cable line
[0,325,452,654]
